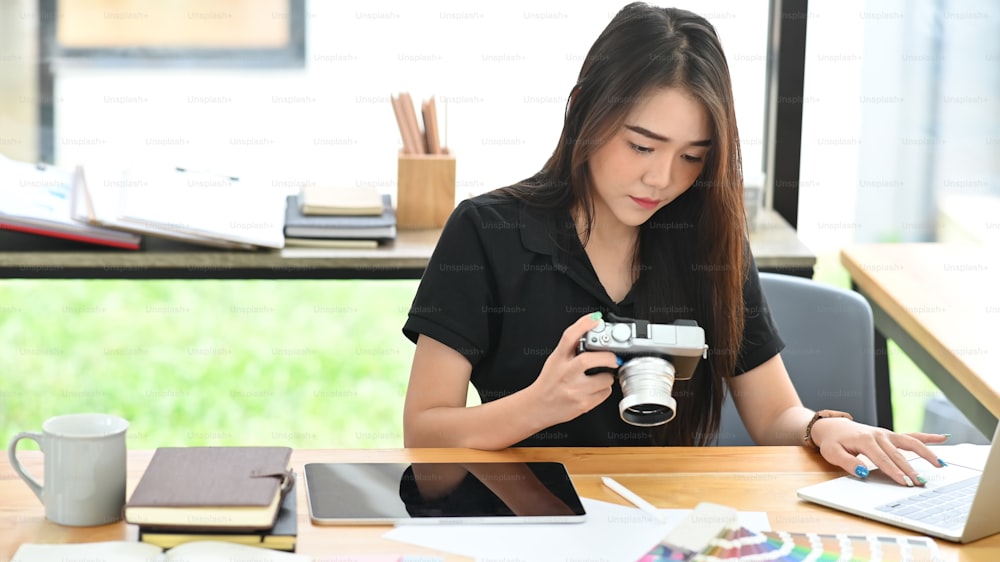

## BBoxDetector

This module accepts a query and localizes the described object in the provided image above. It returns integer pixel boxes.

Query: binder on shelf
[0,154,141,249]
[73,165,254,250]
[76,165,285,250]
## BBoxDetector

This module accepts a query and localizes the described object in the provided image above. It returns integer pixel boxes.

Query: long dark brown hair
[500,2,747,446]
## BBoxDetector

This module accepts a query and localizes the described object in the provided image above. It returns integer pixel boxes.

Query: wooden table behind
[0,209,815,279]
[842,243,1000,436]
[2,447,997,561]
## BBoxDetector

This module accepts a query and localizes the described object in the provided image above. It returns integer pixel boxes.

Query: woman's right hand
[527,313,619,427]
[404,313,618,449]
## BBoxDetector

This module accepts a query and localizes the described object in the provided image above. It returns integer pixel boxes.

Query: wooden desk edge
[3,447,990,561]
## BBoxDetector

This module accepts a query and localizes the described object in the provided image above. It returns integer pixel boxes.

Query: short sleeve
[402,200,496,367]
[735,252,785,374]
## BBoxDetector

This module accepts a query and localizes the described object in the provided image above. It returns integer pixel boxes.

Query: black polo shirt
[402,191,784,447]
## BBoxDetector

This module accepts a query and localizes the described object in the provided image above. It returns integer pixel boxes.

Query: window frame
[39,0,306,69]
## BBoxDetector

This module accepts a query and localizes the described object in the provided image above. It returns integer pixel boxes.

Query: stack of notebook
[282,185,396,248]
[125,446,297,552]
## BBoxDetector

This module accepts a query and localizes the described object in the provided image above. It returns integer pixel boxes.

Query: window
[45,1,771,196]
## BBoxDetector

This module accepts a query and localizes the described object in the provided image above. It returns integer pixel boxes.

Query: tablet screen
[304,461,587,524]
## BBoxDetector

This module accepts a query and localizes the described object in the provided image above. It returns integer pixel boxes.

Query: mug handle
[7,432,44,502]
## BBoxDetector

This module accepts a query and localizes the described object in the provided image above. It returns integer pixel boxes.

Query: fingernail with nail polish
[903,475,914,487]
[589,311,603,321]
[854,465,869,479]
[938,458,947,467]
[917,475,928,485]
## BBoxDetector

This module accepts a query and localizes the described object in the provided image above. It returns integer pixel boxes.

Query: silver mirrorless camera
[578,313,709,427]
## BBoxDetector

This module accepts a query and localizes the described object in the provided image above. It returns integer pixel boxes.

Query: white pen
[601,476,666,523]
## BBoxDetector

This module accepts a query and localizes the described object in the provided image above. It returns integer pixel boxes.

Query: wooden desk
[0,209,815,279]
[841,243,1000,437]
[2,447,996,561]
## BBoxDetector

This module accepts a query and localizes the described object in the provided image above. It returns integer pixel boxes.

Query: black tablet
[304,461,587,525]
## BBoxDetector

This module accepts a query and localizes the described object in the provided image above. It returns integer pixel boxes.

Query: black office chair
[717,272,878,445]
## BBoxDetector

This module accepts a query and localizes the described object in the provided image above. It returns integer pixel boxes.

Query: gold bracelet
[803,409,853,449]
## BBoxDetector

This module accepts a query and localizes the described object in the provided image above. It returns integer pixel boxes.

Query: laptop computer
[797,424,1000,543]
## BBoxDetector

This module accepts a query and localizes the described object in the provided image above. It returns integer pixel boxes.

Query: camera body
[578,313,708,427]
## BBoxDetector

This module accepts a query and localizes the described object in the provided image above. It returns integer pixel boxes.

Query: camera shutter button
[611,324,631,342]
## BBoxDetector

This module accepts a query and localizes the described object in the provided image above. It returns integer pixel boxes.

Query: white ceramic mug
[7,413,128,526]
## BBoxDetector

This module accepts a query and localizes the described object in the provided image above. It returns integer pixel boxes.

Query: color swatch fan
[640,503,942,562]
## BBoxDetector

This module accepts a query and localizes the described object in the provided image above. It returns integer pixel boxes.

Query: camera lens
[617,356,678,427]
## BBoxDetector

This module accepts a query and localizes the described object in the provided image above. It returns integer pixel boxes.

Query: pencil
[420,100,434,154]
[423,97,442,155]
[390,94,415,154]
[601,476,666,523]
[442,97,448,152]
[398,92,426,155]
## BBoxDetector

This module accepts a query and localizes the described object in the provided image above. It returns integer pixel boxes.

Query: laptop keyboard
[875,476,981,530]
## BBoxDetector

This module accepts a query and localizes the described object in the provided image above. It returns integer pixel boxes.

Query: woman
[401,2,946,487]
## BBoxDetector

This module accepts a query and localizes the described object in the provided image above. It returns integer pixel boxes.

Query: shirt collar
[517,200,634,308]
[518,201,567,256]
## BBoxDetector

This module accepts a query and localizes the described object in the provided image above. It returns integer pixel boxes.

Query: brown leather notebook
[125,446,293,530]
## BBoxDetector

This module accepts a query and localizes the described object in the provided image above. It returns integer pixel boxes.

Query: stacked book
[283,185,396,248]
[125,446,297,552]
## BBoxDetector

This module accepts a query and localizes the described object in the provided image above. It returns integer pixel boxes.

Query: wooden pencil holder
[396,153,456,229]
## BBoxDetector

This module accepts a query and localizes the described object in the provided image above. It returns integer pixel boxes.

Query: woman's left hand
[810,417,949,486]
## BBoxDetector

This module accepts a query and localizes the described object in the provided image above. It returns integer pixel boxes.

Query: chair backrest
[716,272,877,445]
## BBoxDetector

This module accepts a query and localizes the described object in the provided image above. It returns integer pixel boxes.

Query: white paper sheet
[927,444,990,470]
[382,498,769,562]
